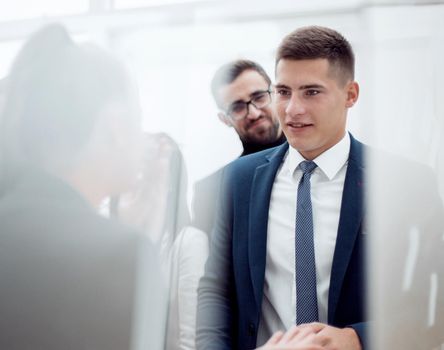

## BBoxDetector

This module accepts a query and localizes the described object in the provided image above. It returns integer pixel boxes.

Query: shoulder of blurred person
[0,166,166,350]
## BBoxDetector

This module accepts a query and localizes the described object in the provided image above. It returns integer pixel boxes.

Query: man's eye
[305,89,320,96]
[253,93,268,103]
[230,103,246,114]
[276,89,290,97]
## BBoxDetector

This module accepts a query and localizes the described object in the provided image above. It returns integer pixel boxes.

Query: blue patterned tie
[296,160,319,325]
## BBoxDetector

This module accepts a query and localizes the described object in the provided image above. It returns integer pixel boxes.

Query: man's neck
[240,133,287,157]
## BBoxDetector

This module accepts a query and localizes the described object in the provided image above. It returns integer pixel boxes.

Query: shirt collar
[287,133,350,180]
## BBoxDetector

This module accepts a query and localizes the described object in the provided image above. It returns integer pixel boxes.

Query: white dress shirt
[165,226,209,350]
[257,133,351,346]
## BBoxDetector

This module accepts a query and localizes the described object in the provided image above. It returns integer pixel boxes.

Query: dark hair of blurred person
[0,24,141,199]
[0,24,164,350]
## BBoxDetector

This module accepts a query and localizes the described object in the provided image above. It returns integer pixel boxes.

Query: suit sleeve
[191,170,223,235]
[196,166,236,350]
[347,321,368,350]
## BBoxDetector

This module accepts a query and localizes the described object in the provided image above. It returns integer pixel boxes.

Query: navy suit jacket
[197,134,367,350]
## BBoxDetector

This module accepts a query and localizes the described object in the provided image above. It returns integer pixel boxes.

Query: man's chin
[244,131,276,145]
[251,126,281,143]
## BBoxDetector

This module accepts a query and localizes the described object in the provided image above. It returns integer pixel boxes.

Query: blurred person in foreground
[111,132,190,263]
[0,78,6,114]
[111,132,206,350]
[192,59,286,236]
[197,26,366,350]
[369,150,444,349]
[0,24,164,350]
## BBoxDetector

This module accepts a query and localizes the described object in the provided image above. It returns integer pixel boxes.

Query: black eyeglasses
[224,90,272,121]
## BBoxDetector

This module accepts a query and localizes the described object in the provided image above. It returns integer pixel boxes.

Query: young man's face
[274,58,358,160]
[217,69,281,145]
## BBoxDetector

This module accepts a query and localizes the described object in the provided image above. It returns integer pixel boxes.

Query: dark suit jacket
[192,167,224,235]
[0,168,162,350]
[192,135,287,235]
[197,134,367,350]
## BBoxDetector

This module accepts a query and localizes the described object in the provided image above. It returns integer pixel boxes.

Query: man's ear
[218,112,233,127]
[345,81,359,108]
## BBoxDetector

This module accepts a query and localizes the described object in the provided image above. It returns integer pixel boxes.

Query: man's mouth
[247,117,267,130]
[287,122,313,129]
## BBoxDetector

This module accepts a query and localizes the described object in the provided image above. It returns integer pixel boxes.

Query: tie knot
[299,160,317,175]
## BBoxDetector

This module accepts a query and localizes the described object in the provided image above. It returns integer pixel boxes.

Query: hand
[297,323,362,350]
[256,324,327,350]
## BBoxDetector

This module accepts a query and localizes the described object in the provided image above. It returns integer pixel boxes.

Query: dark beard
[240,119,281,145]
[240,125,286,157]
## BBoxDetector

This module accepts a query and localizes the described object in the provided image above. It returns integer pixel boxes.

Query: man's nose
[285,95,306,117]
[245,103,262,120]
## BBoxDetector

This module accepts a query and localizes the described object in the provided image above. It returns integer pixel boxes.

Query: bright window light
[0,0,89,22]
[114,0,218,9]
[0,40,23,79]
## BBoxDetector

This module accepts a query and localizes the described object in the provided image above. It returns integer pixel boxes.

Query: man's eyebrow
[229,99,245,105]
[250,89,269,97]
[274,83,325,90]
[299,84,324,90]
[274,83,290,90]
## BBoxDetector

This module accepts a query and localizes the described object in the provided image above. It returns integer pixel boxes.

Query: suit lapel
[248,143,289,310]
[328,135,365,322]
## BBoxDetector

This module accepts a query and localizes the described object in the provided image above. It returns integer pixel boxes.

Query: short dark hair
[276,26,355,84]
[211,59,271,108]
